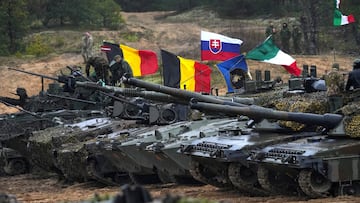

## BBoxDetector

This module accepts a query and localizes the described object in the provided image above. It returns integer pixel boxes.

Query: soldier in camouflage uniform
[85,56,110,85]
[280,22,291,53]
[81,32,93,64]
[291,24,302,54]
[324,63,345,112]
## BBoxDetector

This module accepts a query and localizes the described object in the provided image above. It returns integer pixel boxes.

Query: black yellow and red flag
[101,41,158,77]
[161,49,212,93]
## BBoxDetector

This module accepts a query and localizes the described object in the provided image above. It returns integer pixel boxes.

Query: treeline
[1,0,360,56]
[0,0,123,55]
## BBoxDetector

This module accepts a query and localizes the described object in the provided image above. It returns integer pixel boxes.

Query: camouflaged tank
[144,117,247,184]
[180,92,343,196]
[25,117,121,179]
[247,97,360,198]
[0,109,103,176]
[54,120,148,185]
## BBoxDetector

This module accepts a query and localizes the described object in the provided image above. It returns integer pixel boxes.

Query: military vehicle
[247,102,360,197]
[24,117,124,178]
[144,117,247,184]
[94,120,203,184]
[180,98,342,195]
[0,146,29,176]
[54,120,149,184]
[83,124,161,185]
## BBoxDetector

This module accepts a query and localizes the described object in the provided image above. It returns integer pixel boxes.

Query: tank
[144,117,247,184]
[24,117,122,179]
[111,119,219,184]
[82,124,161,185]
[0,109,104,176]
[54,120,150,185]
[179,98,343,196]
[247,103,360,197]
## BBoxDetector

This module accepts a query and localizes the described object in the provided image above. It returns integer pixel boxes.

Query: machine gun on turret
[7,68,109,111]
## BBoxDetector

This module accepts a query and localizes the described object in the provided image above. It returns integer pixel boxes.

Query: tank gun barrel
[122,76,247,107]
[9,67,59,81]
[75,81,188,104]
[190,101,343,129]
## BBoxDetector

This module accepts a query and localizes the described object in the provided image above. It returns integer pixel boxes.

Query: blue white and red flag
[201,30,243,61]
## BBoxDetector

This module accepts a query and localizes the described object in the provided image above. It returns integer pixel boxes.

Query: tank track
[128,172,161,184]
[257,166,298,196]
[298,169,331,198]
[228,163,269,196]
[86,159,128,186]
[189,159,232,188]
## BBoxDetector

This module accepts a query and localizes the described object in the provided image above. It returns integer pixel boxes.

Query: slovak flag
[201,30,243,61]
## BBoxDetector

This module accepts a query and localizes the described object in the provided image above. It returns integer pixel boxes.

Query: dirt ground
[1,174,360,203]
[0,11,359,203]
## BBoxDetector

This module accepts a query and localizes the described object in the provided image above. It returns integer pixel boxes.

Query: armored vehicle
[25,117,123,178]
[247,102,360,197]
[144,118,247,184]
[101,120,210,184]
[0,146,29,176]
[54,121,150,184]
[180,99,341,195]
[83,124,161,185]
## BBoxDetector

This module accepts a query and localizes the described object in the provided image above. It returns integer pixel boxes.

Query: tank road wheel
[4,159,28,175]
[189,159,231,188]
[228,163,269,196]
[257,166,285,195]
[298,169,332,198]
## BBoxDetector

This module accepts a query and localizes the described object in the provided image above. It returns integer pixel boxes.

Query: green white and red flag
[334,0,355,26]
[246,36,301,76]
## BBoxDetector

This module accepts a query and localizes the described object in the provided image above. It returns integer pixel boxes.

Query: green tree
[0,0,30,55]
[92,0,124,29]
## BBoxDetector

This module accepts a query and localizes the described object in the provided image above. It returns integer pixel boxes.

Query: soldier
[109,55,133,86]
[85,56,110,85]
[292,24,302,54]
[345,59,360,91]
[280,22,291,53]
[324,63,345,112]
[265,22,276,38]
[81,32,93,64]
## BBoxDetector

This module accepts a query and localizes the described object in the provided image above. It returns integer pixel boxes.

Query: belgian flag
[161,50,212,93]
[101,42,158,77]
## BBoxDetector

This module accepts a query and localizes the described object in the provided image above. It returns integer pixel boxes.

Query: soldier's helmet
[353,59,360,69]
[332,63,339,70]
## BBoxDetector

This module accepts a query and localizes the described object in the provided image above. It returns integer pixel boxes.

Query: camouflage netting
[252,86,288,107]
[340,101,360,138]
[55,142,90,182]
[27,125,109,173]
[271,92,328,131]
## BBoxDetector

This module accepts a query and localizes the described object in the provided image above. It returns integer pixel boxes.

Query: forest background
[1,0,360,57]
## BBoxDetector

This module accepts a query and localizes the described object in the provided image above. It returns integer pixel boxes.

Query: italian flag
[246,36,301,76]
[334,0,355,26]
